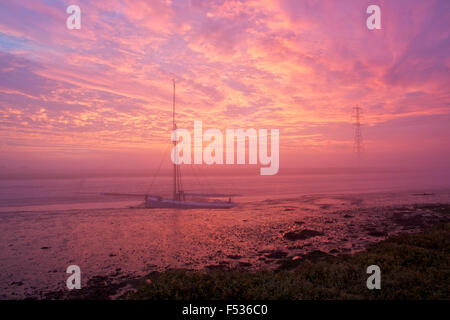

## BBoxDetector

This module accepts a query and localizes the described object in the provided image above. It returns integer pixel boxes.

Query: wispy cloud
[0,0,449,171]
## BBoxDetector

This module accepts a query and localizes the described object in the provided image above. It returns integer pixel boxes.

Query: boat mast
[173,79,177,200]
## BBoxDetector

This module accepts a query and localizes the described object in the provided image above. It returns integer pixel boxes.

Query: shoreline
[39,203,450,300]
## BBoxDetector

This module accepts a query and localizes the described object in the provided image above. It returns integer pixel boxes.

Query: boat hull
[145,196,235,209]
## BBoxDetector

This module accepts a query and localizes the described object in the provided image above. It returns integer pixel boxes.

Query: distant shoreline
[0,166,427,180]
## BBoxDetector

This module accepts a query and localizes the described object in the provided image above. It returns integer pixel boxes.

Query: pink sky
[0,0,449,176]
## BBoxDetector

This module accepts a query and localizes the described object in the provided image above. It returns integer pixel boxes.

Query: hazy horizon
[1,164,449,180]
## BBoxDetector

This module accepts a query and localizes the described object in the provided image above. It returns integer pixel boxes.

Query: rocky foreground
[42,203,450,300]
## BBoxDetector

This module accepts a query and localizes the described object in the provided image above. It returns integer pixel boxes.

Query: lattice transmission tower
[352,106,364,157]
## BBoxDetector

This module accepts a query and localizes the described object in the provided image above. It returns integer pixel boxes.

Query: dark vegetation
[125,223,450,300]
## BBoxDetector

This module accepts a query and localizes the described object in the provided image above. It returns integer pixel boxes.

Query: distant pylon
[352,106,364,157]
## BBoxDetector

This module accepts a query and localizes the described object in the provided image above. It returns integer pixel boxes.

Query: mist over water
[1,169,449,211]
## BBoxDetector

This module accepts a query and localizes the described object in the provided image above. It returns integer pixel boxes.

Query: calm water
[0,170,449,298]
[1,170,449,210]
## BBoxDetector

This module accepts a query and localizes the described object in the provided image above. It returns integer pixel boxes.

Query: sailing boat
[143,80,236,209]
[102,81,236,208]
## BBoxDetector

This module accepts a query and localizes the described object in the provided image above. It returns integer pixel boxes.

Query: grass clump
[125,223,450,300]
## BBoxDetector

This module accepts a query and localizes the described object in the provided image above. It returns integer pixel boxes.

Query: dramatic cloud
[0,0,449,173]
